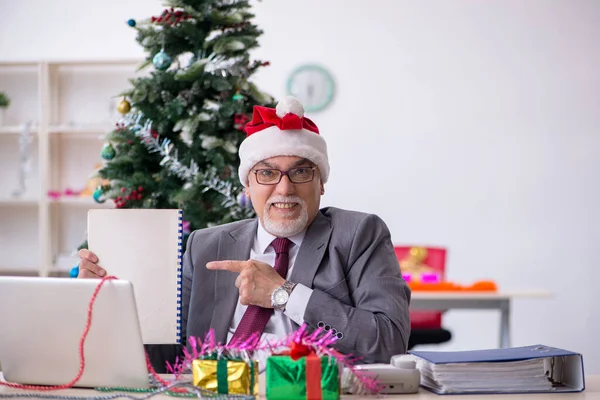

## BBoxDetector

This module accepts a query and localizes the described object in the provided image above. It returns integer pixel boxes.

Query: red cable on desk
[0,275,186,393]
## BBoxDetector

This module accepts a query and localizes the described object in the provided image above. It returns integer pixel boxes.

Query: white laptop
[0,277,150,389]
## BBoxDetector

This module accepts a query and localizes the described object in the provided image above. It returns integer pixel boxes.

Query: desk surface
[410,290,553,300]
[1,375,598,399]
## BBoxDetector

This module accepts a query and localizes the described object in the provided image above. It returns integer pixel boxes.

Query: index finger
[206,260,248,273]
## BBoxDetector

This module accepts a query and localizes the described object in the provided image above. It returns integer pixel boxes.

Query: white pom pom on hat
[275,96,305,118]
[238,96,329,187]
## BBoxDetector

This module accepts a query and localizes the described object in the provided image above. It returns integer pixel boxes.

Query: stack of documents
[410,345,585,395]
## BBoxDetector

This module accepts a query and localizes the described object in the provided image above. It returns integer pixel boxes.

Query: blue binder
[410,345,585,395]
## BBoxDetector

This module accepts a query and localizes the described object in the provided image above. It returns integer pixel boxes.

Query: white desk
[1,374,597,399]
[410,291,552,348]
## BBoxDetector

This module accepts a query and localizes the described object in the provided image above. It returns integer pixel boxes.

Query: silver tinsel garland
[120,112,200,182]
[200,167,238,209]
[116,112,246,213]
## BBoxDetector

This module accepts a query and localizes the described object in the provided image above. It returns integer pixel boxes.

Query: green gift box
[266,354,340,400]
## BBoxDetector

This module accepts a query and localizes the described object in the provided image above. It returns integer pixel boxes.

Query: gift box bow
[268,342,340,400]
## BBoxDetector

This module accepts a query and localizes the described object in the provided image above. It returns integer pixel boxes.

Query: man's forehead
[254,156,313,168]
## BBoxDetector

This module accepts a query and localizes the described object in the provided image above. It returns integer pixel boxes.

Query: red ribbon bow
[290,341,314,360]
[284,342,322,400]
[244,106,320,136]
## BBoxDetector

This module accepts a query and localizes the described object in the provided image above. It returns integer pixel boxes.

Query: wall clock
[286,64,335,113]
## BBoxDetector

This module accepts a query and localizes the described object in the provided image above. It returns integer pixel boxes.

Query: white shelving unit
[0,60,143,277]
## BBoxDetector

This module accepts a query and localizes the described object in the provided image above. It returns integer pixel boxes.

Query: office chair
[394,246,452,350]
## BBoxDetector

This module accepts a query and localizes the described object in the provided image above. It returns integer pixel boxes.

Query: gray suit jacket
[181,206,411,363]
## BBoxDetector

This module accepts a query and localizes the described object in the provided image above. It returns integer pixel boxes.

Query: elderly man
[78,96,411,367]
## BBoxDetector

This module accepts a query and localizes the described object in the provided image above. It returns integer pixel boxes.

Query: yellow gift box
[192,358,259,396]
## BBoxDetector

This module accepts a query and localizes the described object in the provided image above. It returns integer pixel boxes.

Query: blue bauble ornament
[93,188,106,204]
[101,143,116,160]
[127,19,136,27]
[69,264,80,278]
[237,192,252,209]
[153,50,172,71]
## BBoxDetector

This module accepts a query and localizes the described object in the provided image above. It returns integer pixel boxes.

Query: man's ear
[320,182,325,195]
[245,185,251,199]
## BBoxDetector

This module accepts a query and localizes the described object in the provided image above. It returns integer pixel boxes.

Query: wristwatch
[271,281,297,310]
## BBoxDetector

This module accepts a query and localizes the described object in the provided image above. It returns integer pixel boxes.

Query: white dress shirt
[226,222,314,345]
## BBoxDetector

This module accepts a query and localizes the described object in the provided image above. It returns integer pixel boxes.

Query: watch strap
[281,280,297,293]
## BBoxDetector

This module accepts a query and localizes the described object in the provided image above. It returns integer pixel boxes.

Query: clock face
[286,64,335,113]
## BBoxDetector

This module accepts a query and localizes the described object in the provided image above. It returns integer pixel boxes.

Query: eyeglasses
[251,166,317,185]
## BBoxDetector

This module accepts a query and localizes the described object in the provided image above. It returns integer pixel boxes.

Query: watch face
[274,288,289,305]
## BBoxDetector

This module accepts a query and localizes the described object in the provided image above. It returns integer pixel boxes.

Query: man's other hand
[77,249,106,278]
[206,260,285,308]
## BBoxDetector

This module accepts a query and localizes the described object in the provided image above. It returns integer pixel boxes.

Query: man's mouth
[271,202,298,209]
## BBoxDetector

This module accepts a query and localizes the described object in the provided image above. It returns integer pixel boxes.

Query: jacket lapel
[290,212,332,289]
[211,219,257,344]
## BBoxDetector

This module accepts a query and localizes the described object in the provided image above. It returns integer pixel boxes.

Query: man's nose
[274,174,295,195]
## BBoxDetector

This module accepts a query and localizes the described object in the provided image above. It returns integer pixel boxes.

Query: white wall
[3,0,600,372]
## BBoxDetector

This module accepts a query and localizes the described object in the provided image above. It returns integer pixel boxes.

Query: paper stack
[410,345,585,395]
[418,357,552,394]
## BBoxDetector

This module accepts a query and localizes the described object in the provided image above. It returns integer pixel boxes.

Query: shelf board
[48,124,112,136]
[0,61,39,66]
[53,252,80,273]
[51,59,143,67]
[48,270,72,277]
[50,196,115,208]
[0,63,39,73]
[0,126,39,135]
[0,197,38,206]
[51,264,77,272]
[0,60,142,67]
[0,268,40,276]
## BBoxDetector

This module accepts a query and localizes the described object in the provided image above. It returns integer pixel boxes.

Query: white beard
[262,195,308,237]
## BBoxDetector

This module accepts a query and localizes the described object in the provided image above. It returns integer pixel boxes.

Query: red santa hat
[238,96,329,187]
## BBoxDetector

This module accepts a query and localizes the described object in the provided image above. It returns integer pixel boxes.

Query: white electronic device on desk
[345,354,421,394]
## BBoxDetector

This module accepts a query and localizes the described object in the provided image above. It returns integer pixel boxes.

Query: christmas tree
[91,0,274,244]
